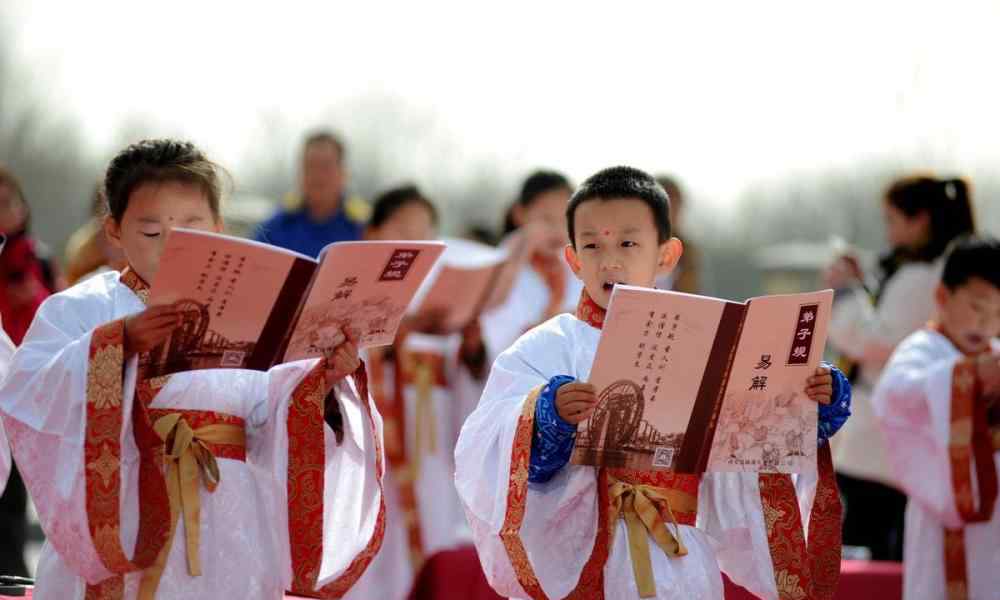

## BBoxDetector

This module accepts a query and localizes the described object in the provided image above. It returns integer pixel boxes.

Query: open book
[411,237,518,333]
[571,285,833,474]
[145,229,444,377]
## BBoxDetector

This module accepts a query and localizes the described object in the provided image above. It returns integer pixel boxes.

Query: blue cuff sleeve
[818,362,852,445]
[528,375,577,483]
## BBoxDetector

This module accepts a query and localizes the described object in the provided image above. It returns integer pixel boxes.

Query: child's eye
[583,243,598,250]
[141,232,161,238]
[621,240,637,248]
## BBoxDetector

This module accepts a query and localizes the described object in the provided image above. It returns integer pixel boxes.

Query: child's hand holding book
[123,306,182,359]
[805,366,834,405]
[322,327,361,389]
[555,381,598,425]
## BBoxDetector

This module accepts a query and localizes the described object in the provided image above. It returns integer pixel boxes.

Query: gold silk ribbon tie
[138,413,246,600]
[608,477,695,599]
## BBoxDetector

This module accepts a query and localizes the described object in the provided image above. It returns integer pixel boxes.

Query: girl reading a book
[480,170,584,359]
[456,166,852,600]
[0,139,385,600]
[347,184,487,600]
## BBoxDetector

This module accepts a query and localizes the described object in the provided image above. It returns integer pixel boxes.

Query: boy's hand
[556,382,599,425]
[976,353,1000,398]
[805,366,834,405]
[123,306,181,358]
[324,329,361,389]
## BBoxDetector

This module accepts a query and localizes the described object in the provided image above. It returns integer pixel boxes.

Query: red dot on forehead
[602,229,611,236]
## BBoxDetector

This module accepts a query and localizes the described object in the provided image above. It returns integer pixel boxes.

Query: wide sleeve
[454,324,602,600]
[0,327,13,494]
[0,293,168,586]
[872,335,963,528]
[828,264,938,365]
[252,360,386,598]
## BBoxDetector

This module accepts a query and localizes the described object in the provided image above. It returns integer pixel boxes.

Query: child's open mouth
[966,333,985,348]
[602,280,623,292]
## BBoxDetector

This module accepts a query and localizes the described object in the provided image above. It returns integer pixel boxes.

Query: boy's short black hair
[941,235,1000,290]
[369,184,439,229]
[566,166,671,247]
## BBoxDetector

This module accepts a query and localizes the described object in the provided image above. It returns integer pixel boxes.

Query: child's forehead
[957,277,1000,300]
[575,197,656,228]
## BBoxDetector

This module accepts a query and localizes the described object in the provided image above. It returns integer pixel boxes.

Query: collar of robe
[575,289,606,330]
[120,265,151,305]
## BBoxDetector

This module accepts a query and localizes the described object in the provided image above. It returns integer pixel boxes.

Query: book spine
[675,302,748,474]
[247,257,317,370]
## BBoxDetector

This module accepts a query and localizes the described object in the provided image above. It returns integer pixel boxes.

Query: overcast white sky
[4,0,1000,210]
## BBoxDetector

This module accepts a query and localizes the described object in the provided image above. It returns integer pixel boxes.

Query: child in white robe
[0,139,385,600]
[0,325,12,496]
[345,185,488,600]
[456,166,852,600]
[482,171,583,359]
[873,236,1000,600]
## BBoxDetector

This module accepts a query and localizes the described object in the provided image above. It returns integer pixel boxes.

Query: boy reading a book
[0,139,385,600]
[873,236,1000,600]
[455,166,851,600]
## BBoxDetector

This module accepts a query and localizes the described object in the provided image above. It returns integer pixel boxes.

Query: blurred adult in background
[254,129,369,257]
[480,170,582,359]
[64,184,126,285]
[824,175,976,560]
[655,174,700,293]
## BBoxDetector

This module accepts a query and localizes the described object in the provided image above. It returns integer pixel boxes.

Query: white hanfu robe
[480,259,583,360]
[456,310,839,600]
[873,329,1000,600]
[347,332,474,600]
[0,326,13,495]
[0,270,385,600]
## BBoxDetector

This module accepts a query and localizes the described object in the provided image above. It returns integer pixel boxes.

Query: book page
[283,240,445,360]
[146,228,315,375]
[706,290,833,474]
[571,285,733,471]
[413,238,509,332]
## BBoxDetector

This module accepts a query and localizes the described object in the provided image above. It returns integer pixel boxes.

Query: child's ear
[512,203,526,228]
[564,244,583,277]
[103,216,123,249]
[656,237,684,274]
[934,283,949,309]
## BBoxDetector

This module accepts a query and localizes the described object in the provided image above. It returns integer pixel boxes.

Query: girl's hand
[805,366,834,405]
[123,306,181,358]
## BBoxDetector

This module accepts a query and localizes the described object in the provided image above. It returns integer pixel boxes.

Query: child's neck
[929,320,973,357]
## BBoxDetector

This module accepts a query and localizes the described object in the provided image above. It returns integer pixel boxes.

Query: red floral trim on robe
[943,358,998,600]
[83,319,171,599]
[758,444,842,600]
[576,289,606,330]
[287,362,386,599]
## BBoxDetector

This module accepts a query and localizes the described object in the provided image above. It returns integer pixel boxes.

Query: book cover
[571,285,832,474]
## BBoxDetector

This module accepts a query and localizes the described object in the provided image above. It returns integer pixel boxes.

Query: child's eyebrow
[578,230,598,237]
[137,217,161,224]
[622,226,640,234]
